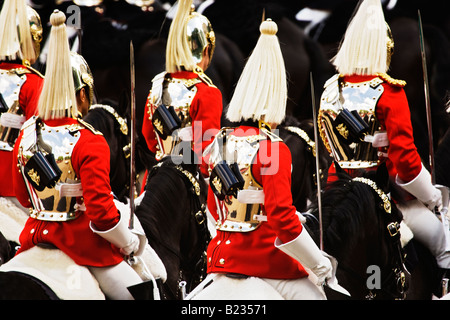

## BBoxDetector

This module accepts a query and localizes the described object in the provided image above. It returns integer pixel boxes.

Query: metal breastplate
[0,69,27,151]
[149,72,200,160]
[18,119,84,221]
[319,75,385,169]
[207,129,267,232]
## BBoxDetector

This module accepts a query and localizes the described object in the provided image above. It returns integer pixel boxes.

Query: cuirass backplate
[319,76,385,169]
[19,119,84,220]
[207,129,267,232]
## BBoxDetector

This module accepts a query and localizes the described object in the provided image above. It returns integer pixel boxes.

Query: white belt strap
[237,189,265,204]
[56,182,83,197]
[0,113,26,129]
[178,126,193,141]
[364,131,389,148]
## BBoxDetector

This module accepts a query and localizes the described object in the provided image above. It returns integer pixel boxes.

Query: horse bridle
[148,160,210,297]
[349,177,409,300]
[88,104,131,199]
[173,165,210,281]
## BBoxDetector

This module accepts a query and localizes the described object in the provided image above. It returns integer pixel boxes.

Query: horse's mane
[307,166,404,258]
[319,172,378,256]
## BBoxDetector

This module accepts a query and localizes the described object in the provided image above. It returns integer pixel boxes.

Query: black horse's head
[305,163,408,300]
[135,155,209,300]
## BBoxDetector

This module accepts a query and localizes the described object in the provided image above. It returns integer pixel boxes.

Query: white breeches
[88,261,143,300]
[188,273,326,300]
[262,276,326,300]
[398,199,450,269]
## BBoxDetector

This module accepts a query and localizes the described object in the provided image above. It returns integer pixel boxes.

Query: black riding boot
[127,280,161,300]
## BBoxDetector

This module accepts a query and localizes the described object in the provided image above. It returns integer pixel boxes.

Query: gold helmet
[186,6,216,65]
[0,0,42,64]
[70,52,94,104]
[166,0,215,72]
[26,5,43,62]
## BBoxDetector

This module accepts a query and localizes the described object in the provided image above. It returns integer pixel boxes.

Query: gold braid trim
[193,66,217,88]
[376,73,406,87]
[88,104,128,135]
[77,118,103,136]
[317,109,332,154]
[352,177,392,214]
[284,126,316,157]
[175,165,201,196]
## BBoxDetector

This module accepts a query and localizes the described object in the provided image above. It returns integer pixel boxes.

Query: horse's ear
[334,160,345,176]
[376,162,389,191]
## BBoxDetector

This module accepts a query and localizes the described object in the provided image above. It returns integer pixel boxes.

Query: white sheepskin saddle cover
[0,246,105,300]
[0,197,28,244]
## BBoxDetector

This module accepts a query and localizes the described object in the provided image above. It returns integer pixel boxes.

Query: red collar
[170,71,198,79]
[42,117,78,127]
[342,74,378,83]
[0,62,27,70]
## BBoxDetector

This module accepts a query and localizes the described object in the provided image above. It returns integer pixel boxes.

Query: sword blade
[310,72,324,251]
[129,40,136,230]
[418,10,435,184]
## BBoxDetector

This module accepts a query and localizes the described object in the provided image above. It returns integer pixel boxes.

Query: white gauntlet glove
[275,228,333,286]
[396,165,443,210]
[90,210,144,256]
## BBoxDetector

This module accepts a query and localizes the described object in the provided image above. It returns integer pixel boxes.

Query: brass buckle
[387,222,399,237]
[195,210,205,225]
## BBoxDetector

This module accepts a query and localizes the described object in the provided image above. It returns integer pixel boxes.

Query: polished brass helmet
[70,52,94,104]
[186,6,215,65]
[25,5,43,61]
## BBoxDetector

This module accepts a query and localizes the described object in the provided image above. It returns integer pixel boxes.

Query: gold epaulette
[77,118,103,136]
[183,77,202,89]
[25,65,44,78]
[376,73,406,87]
[20,60,44,78]
[193,66,217,88]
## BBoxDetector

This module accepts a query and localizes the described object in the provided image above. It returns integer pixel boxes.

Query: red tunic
[0,62,43,197]
[141,71,222,176]
[13,118,123,267]
[206,126,308,279]
[327,75,423,184]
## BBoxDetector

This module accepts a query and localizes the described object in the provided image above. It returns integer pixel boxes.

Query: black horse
[135,155,210,300]
[305,164,437,299]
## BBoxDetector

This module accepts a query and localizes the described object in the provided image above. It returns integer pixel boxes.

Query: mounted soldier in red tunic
[0,0,44,201]
[141,0,222,178]
[318,0,450,280]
